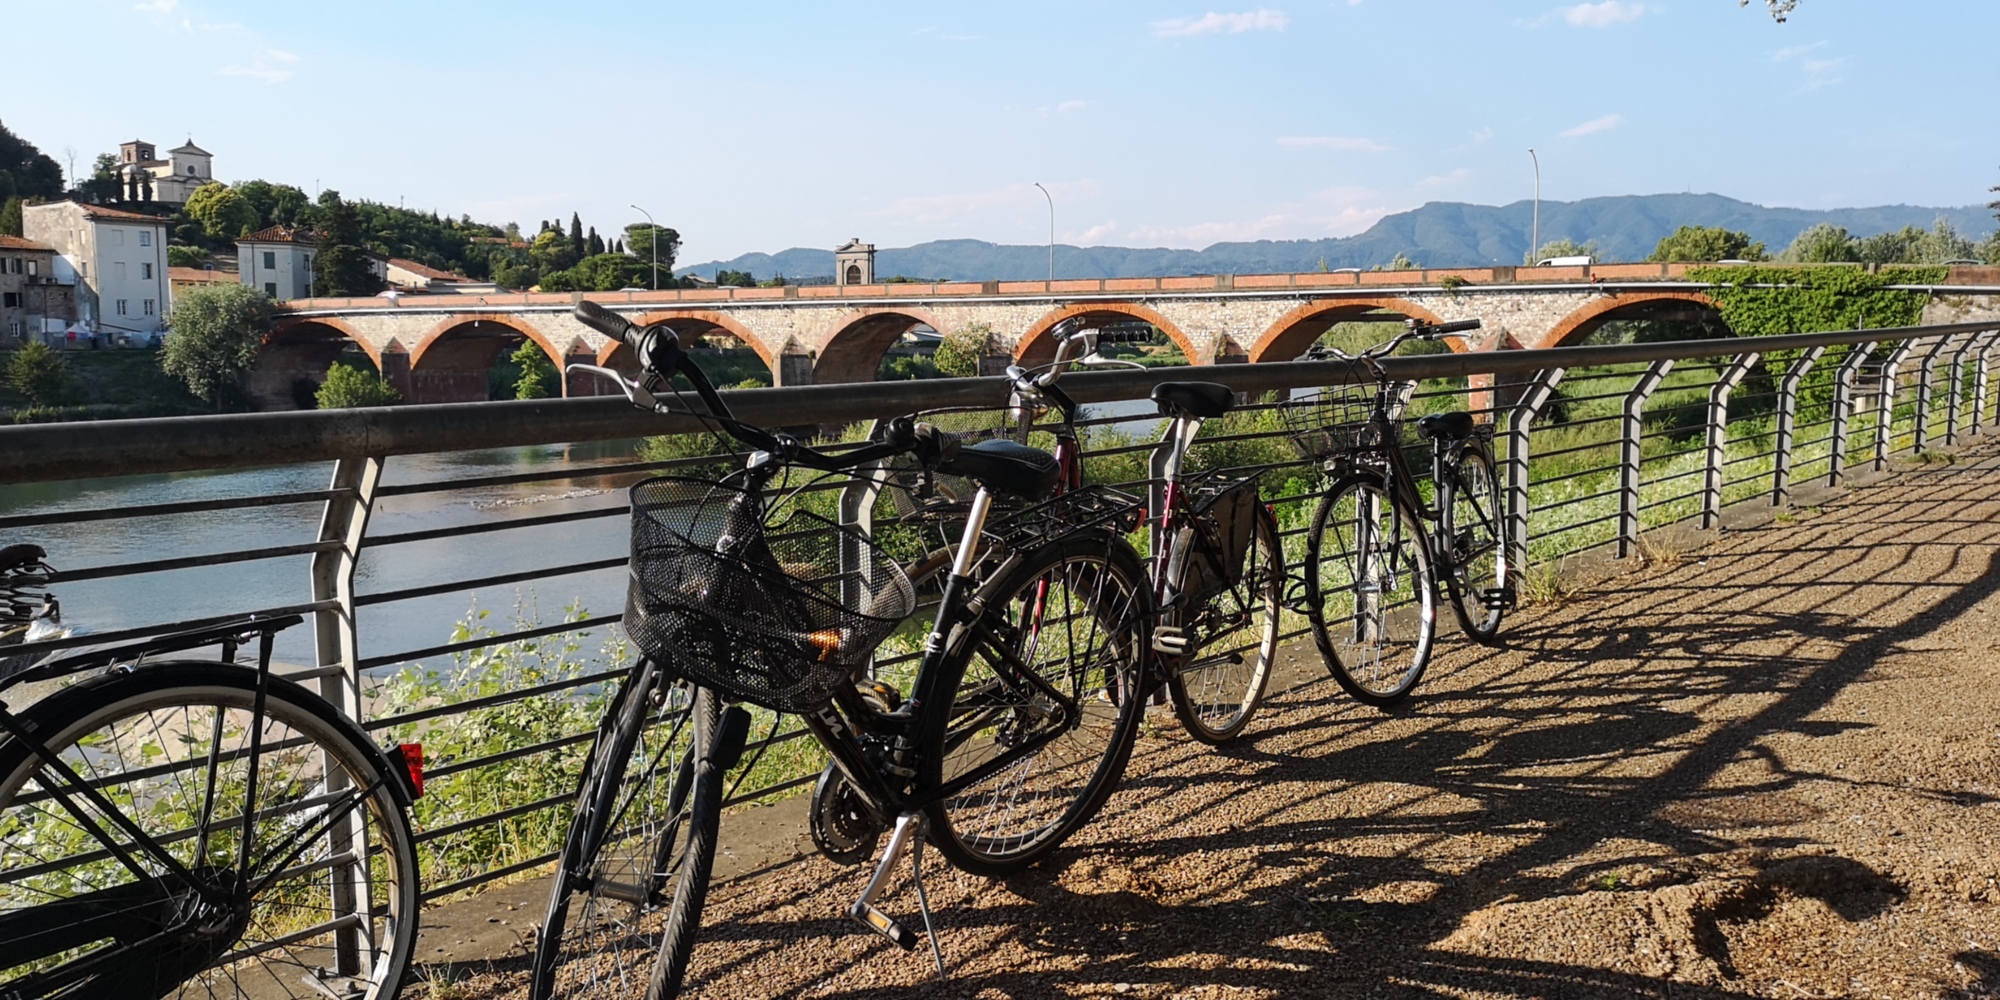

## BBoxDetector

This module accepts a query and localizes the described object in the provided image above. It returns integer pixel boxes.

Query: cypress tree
[587,226,604,256]
[569,213,586,261]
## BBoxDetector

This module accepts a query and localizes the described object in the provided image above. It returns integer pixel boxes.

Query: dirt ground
[436,441,2000,1000]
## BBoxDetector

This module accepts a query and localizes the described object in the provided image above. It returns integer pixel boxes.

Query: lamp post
[1033,182,1054,283]
[1527,149,1541,265]
[631,203,657,290]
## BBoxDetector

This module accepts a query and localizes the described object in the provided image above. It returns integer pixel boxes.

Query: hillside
[678,193,1995,282]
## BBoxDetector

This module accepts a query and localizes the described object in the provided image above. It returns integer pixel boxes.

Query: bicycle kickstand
[847,811,948,979]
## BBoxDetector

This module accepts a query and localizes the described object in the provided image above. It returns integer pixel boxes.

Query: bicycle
[986,322,1280,743]
[0,544,424,999]
[531,302,1153,999]
[1284,318,1514,707]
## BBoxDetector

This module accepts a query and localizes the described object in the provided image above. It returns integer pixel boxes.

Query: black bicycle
[1285,318,1513,707]
[530,303,1152,998]
[0,544,423,999]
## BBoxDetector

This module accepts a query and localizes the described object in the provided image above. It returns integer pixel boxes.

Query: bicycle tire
[1165,504,1280,744]
[922,529,1150,876]
[531,668,716,1000]
[1442,442,1508,644]
[1306,472,1438,707]
[0,661,419,1000]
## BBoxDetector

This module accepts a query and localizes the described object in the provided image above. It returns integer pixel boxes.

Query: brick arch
[405,313,568,404]
[1015,302,1201,368]
[252,317,382,411]
[1248,297,1450,363]
[816,306,954,384]
[269,315,380,368]
[1539,290,1722,349]
[628,309,777,370]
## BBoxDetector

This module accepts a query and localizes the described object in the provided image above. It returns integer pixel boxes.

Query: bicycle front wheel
[1307,473,1437,707]
[923,529,1150,876]
[0,661,419,1000]
[1166,505,1280,744]
[1443,442,1509,643]
[532,670,719,1000]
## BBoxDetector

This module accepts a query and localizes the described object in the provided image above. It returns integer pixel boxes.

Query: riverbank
[0,346,211,423]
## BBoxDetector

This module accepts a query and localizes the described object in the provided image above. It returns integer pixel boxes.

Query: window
[110,229,125,247]
[263,251,276,269]
[115,261,127,280]
[187,166,196,175]
[116,299,128,316]
[264,282,277,298]
[143,299,155,316]
[138,231,152,247]
[141,263,153,280]
[3,293,19,308]
[6,257,17,274]
[25,261,35,277]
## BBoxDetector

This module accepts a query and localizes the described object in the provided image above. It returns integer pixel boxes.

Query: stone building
[834,238,875,286]
[117,139,215,205]
[0,235,76,346]
[237,225,317,301]
[22,201,170,339]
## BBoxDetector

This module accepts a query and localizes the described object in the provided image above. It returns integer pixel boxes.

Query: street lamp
[1527,149,1541,265]
[1033,182,1054,283]
[631,203,658,290]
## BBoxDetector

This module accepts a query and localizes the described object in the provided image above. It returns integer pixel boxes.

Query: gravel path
[446,443,2000,999]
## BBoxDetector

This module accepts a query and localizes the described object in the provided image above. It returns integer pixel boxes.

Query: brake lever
[565,363,661,410]
[1075,354,1148,371]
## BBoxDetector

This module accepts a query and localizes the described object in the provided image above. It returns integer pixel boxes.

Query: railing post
[308,454,383,980]
[1945,333,1979,447]
[1974,331,2000,435]
[1702,352,1761,529]
[1772,345,1826,507]
[1617,359,1673,559]
[1875,340,1916,472]
[1829,342,1875,487]
[1504,367,1565,574]
[1912,335,1953,454]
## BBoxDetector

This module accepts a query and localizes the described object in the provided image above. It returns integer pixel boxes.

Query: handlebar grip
[574,301,642,349]
[912,423,961,466]
[1420,318,1482,338]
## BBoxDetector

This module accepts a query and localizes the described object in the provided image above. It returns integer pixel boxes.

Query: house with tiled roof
[382,258,501,295]
[22,201,169,338]
[236,224,317,301]
[0,235,76,346]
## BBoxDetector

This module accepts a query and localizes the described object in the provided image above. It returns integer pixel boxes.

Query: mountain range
[677,193,1996,283]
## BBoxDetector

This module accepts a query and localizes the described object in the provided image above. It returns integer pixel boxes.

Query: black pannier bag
[1177,480,1260,605]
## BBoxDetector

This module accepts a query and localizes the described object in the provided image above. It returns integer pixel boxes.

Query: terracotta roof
[0,235,55,251]
[239,224,316,245]
[386,258,461,282]
[70,202,169,223]
[168,266,233,284]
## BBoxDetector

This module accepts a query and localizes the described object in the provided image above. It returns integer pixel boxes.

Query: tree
[309,191,383,297]
[0,196,20,238]
[76,153,121,203]
[1525,238,1597,265]
[183,182,259,242]
[1780,223,1858,263]
[4,342,76,406]
[587,226,604,257]
[623,223,680,284]
[1376,252,1420,271]
[166,244,211,268]
[1854,226,1921,265]
[510,341,558,399]
[234,179,311,229]
[568,213,586,263]
[0,120,65,204]
[159,284,277,408]
[716,269,755,287]
[315,361,400,408]
[1913,217,1977,263]
[1648,225,1766,262]
[934,323,991,378]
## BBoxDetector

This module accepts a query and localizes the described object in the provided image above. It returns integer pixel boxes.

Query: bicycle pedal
[1152,626,1188,655]
[849,901,922,951]
[1480,586,1517,610]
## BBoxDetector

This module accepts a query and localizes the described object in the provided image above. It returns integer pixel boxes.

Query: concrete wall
[23,203,169,336]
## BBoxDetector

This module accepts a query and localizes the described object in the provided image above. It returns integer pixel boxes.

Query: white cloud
[1056,100,1088,113]
[1470,126,1494,145]
[1276,135,1392,153]
[1418,168,1473,189]
[1076,221,1120,243]
[1772,41,1842,91]
[1559,113,1623,137]
[216,47,298,83]
[1153,8,1289,37]
[1562,1,1647,27]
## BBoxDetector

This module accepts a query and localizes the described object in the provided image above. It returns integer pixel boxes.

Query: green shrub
[4,342,77,406]
[314,362,400,408]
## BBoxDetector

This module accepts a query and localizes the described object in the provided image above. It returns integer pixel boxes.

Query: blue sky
[4,0,1994,263]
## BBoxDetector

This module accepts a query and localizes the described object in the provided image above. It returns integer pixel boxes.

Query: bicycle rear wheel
[0,661,419,999]
[923,529,1150,876]
[1166,505,1280,744]
[1307,473,1437,707]
[1443,442,1508,644]
[532,668,722,1000]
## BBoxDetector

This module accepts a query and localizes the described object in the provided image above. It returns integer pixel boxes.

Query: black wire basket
[624,477,916,713]
[1279,384,1379,460]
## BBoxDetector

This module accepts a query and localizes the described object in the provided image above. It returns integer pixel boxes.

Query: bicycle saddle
[1416,411,1475,441]
[1151,381,1235,419]
[939,439,1062,501]
[0,544,48,575]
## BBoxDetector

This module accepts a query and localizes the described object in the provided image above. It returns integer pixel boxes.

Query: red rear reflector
[398,743,425,798]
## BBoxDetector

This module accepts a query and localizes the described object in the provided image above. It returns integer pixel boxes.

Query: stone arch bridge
[260,262,2000,407]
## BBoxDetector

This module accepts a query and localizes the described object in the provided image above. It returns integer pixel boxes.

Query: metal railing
[2,319,1995,903]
